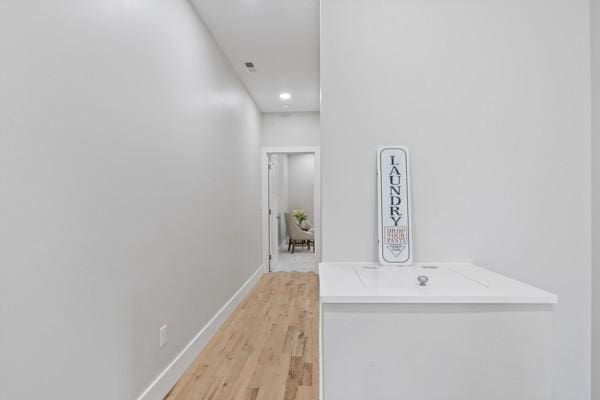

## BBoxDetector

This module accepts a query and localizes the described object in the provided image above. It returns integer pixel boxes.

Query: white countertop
[319,262,558,304]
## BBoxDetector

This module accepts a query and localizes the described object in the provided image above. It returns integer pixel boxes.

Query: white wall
[0,2,261,399]
[262,112,320,147]
[321,0,591,398]
[592,0,600,397]
[287,154,316,223]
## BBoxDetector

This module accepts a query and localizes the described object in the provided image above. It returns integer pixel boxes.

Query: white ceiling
[190,0,320,113]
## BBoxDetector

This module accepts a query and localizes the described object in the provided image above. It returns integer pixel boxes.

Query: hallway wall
[262,112,320,147]
[0,1,261,399]
[592,0,600,397]
[321,0,591,398]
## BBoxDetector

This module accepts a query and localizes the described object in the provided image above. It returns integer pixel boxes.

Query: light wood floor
[165,272,319,400]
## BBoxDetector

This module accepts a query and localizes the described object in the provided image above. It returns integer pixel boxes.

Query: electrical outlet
[159,324,168,349]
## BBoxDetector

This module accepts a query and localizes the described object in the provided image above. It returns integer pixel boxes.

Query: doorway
[262,147,321,272]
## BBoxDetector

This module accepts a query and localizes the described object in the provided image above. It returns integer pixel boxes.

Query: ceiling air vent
[244,62,256,72]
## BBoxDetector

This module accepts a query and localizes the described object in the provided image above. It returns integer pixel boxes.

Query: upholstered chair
[284,212,315,253]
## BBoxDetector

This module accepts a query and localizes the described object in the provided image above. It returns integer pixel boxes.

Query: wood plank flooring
[165,272,319,400]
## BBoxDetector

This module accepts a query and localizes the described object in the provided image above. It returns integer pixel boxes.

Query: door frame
[261,146,321,272]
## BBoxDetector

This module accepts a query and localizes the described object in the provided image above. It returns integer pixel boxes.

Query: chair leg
[288,239,292,252]
[308,241,311,250]
[291,241,295,254]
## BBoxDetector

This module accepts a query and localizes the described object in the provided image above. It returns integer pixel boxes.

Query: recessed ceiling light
[281,104,289,109]
[279,92,291,100]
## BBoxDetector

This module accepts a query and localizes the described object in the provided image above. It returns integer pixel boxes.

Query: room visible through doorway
[263,147,321,272]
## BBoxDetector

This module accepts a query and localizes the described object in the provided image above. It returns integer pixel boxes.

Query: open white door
[268,159,280,271]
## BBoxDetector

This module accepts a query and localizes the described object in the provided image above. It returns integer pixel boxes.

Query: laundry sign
[377,146,413,265]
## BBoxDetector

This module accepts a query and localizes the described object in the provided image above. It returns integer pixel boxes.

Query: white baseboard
[136,265,265,400]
